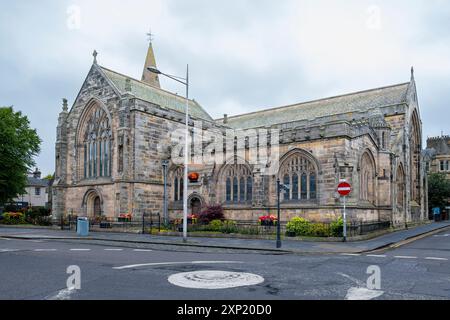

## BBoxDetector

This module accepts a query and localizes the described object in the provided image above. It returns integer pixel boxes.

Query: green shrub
[286,217,342,237]
[286,217,312,236]
[330,217,344,237]
[309,223,331,237]
[1,212,26,225]
[208,219,223,232]
[220,220,238,234]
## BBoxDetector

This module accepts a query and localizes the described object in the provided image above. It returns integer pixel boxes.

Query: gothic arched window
[360,151,376,203]
[78,102,112,180]
[397,164,405,209]
[279,150,318,202]
[222,164,253,204]
[172,167,184,202]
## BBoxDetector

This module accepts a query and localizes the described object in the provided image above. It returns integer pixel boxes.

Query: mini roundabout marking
[168,270,265,290]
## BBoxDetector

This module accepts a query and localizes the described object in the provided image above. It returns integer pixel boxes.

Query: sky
[1,0,450,176]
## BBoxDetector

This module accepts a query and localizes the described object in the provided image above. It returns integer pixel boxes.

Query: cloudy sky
[1,0,449,175]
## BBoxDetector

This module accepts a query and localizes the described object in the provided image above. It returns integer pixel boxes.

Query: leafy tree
[0,107,41,206]
[428,172,450,210]
[43,173,54,180]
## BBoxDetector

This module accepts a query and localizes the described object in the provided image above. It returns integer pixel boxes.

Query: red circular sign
[337,182,352,196]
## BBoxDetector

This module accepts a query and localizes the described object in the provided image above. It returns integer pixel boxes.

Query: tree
[0,107,41,206]
[428,173,450,210]
[43,173,54,180]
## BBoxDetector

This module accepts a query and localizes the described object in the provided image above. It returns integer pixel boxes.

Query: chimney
[223,114,228,124]
[33,168,41,179]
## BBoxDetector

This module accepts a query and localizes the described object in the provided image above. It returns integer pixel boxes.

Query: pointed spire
[141,31,161,88]
[411,66,415,81]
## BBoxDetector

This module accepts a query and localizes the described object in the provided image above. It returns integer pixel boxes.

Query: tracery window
[360,151,376,203]
[223,164,252,204]
[279,151,318,201]
[173,167,184,201]
[79,104,112,179]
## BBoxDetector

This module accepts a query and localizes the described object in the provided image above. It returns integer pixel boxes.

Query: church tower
[141,33,161,88]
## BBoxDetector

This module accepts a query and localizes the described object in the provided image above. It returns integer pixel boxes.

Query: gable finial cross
[93,50,98,64]
[146,29,154,44]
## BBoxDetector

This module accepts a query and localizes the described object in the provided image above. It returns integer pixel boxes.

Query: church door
[94,196,101,217]
[190,197,201,215]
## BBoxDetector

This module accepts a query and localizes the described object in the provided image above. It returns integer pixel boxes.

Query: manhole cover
[168,270,265,289]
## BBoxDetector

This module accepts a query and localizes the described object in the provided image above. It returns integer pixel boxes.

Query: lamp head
[147,66,162,74]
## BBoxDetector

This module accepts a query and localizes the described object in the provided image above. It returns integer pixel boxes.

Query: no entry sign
[337,182,352,197]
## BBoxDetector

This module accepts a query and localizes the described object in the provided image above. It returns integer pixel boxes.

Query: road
[1,228,449,300]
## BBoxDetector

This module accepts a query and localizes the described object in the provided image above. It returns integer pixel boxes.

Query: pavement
[1,225,450,299]
[1,221,450,254]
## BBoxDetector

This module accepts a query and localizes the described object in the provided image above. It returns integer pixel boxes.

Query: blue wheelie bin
[77,217,89,236]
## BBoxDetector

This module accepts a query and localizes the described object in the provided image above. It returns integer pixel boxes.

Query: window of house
[35,188,41,196]
[441,160,450,172]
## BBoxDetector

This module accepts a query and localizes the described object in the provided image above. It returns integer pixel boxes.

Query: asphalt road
[1,228,449,300]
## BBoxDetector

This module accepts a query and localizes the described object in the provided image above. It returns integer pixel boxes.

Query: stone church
[53,41,427,227]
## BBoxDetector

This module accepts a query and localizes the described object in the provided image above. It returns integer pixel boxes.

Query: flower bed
[258,215,278,226]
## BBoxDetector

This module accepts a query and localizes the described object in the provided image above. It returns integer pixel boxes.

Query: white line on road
[133,249,153,252]
[70,249,91,251]
[113,261,243,270]
[394,256,417,259]
[433,234,449,237]
[46,288,76,300]
[366,254,387,258]
[104,249,123,251]
[340,253,361,256]
[425,257,448,261]
[0,249,18,252]
[34,249,57,252]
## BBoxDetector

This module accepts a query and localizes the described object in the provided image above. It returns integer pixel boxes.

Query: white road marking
[338,273,384,300]
[394,256,417,259]
[337,272,365,287]
[433,234,449,237]
[104,249,123,251]
[340,253,361,256]
[70,249,91,251]
[46,288,76,300]
[0,249,18,252]
[345,287,384,300]
[113,261,243,270]
[366,254,387,258]
[168,270,264,289]
[0,238,11,241]
[133,249,153,252]
[34,249,57,252]
[425,257,448,261]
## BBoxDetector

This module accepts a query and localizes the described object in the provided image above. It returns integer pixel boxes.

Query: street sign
[337,182,352,196]
[337,181,351,242]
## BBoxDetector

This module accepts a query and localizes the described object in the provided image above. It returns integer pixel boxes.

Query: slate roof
[99,66,213,122]
[217,82,411,129]
[27,177,50,187]
[427,136,450,155]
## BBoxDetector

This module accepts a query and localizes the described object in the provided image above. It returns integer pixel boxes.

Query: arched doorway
[190,197,202,215]
[93,196,101,217]
[83,190,103,218]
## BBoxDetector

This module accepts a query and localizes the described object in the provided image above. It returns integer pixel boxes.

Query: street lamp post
[276,178,290,249]
[148,65,189,243]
